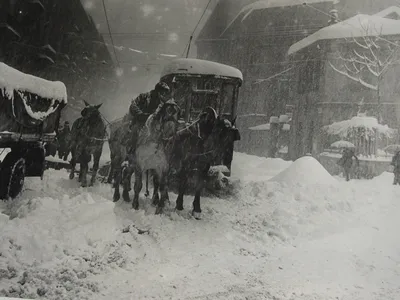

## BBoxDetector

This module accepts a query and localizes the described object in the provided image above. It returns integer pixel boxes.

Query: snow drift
[269,155,337,186]
[1,152,400,300]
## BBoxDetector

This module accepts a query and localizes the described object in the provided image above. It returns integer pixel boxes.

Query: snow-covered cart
[0,63,67,199]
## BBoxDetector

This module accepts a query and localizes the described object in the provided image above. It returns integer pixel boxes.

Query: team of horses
[67,100,240,219]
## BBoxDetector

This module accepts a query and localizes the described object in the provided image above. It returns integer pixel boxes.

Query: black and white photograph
[1,0,400,299]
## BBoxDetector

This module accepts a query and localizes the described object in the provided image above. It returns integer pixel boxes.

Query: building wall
[290,38,400,159]
[0,0,116,122]
[196,2,333,157]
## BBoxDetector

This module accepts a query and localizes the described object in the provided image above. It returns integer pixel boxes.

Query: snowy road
[1,153,400,299]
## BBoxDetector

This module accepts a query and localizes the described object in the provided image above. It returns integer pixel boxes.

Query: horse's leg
[80,161,88,187]
[112,157,124,201]
[90,148,102,186]
[175,170,188,211]
[132,170,142,210]
[192,170,206,220]
[113,168,121,202]
[121,164,133,202]
[145,170,150,197]
[107,154,115,184]
[155,171,168,215]
[152,172,160,206]
[69,147,76,179]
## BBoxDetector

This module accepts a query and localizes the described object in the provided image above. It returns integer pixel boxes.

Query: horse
[57,122,71,161]
[107,114,131,185]
[168,107,241,220]
[69,101,107,187]
[114,100,181,215]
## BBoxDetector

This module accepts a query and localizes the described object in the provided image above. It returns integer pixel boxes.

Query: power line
[101,0,120,68]
[182,0,213,57]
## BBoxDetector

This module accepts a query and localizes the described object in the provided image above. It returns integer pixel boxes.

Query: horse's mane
[74,110,106,141]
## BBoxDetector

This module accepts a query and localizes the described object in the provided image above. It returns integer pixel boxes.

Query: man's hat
[155,81,170,92]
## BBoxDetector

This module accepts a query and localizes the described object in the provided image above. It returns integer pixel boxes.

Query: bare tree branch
[328,61,378,90]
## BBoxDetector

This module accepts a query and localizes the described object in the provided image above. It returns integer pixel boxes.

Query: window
[172,79,191,119]
[220,83,235,116]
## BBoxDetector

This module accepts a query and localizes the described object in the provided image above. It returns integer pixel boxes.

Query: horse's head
[142,100,181,145]
[157,99,181,122]
[198,106,218,137]
[81,100,102,121]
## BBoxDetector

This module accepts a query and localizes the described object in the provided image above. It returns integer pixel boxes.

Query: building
[196,0,336,155]
[0,0,117,121]
[287,10,400,159]
[196,0,400,157]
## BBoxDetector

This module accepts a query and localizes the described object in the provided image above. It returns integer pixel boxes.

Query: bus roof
[160,58,243,81]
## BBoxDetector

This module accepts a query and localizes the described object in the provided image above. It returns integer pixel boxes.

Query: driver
[126,81,171,152]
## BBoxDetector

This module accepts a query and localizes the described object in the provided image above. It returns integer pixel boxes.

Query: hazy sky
[81,0,215,118]
[83,0,214,74]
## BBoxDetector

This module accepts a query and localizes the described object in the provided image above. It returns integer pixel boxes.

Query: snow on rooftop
[160,58,243,81]
[0,62,67,103]
[374,6,400,19]
[324,115,396,138]
[221,0,335,36]
[288,14,400,55]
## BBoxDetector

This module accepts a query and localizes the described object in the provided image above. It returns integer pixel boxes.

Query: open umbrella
[330,140,355,149]
[382,144,400,154]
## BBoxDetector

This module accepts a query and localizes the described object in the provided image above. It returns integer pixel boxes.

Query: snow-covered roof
[374,6,400,19]
[324,116,395,138]
[288,14,400,55]
[221,0,335,36]
[160,58,243,81]
[0,62,67,103]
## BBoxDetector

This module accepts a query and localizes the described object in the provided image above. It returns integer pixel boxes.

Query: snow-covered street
[1,152,400,300]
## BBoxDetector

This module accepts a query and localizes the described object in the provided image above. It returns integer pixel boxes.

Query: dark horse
[114,100,181,215]
[107,114,130,185]
[69,101,107,187]
[168,107,241,220]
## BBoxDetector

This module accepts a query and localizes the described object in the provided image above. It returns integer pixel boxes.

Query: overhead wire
[101,0,121,68]
[182,0,213,57]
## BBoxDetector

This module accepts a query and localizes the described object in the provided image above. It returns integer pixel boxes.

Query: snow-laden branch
[328,61,378,90]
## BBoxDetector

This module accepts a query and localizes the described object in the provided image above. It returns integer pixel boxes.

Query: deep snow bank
[270,155,337,187]
[231,152,292,182]
[0,171,139,299]
[1,152,395,300]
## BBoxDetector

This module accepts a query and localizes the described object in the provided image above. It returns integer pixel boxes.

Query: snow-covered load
[0,62,67,136]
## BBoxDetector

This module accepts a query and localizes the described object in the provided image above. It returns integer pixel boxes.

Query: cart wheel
[0,154,26,200]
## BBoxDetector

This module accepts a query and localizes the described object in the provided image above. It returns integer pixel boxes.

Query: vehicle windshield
[172,76,236,121]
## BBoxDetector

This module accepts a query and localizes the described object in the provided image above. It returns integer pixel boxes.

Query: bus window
[190,79,220,119]
[220,83,234,116]
[172,79,191,119]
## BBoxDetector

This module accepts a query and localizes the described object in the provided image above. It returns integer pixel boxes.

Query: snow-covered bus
[160,58,243,172]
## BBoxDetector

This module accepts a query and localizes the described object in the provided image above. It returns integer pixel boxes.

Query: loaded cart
[0,63,67,199]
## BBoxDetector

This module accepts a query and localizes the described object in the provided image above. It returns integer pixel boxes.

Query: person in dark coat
[124,81,171,152]
[337,148,359,181]
[57,121,71,161]
[391,150,400,185]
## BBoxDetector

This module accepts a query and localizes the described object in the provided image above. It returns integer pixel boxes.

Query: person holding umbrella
[337,147,359,181]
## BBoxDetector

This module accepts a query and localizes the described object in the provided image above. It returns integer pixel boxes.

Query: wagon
[0,63,67,199]
[160,58,243,173]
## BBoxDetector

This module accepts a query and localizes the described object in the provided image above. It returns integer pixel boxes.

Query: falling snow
[140,4,155,17]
